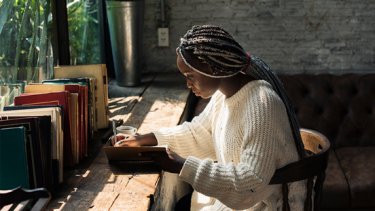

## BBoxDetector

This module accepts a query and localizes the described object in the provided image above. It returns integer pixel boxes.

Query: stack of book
[0,64,109,192]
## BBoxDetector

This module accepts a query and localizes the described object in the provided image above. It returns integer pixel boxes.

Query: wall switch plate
[158,27,169,47]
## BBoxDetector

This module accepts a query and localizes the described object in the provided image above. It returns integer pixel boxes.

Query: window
[0,0,53,84]
[67,0,103,65]
[0,0,105,84]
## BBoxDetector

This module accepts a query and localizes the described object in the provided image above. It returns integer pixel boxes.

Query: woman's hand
[111,133,158,147]
[142,148,186,174]
[111,134,140,147]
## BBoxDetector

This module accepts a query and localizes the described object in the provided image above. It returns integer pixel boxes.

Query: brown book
[14,91,74,167]
[104,145,167,163]
[65,85,84,161]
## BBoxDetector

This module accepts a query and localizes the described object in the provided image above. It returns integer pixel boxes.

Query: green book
[0,126,29,189]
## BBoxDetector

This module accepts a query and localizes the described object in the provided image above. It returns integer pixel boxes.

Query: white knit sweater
[154,80,306,211]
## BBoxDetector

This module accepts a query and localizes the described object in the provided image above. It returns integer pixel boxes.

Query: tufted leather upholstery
[280,74,375,210]
[279,74,375,148]
[192,74,375,210]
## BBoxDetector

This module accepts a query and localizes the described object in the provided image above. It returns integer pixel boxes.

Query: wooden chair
[270,128,331,211]
[0,187,51,211]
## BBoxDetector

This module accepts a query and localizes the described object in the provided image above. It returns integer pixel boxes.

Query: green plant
[67,0,101,65]
[0,0,52,84]
[0,0,102,84]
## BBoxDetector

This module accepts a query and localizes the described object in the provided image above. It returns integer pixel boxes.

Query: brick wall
[142,0,375,74]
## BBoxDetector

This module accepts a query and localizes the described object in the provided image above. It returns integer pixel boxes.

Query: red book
[14,91,74,167]
[40,81,89,159]
[24,83,87,164]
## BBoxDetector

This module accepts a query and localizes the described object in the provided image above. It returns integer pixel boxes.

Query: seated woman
[113,24,307,211]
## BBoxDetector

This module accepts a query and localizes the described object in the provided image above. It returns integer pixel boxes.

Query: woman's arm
[113,94,218,150]
[112,132,157,146]
[153,94,219,159]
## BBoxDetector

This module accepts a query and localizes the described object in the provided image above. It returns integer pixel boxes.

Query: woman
[113,25,307,210]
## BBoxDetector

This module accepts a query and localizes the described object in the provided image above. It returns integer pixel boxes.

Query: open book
[103,145,167,163]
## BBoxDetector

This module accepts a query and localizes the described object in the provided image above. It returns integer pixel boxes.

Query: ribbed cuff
[179,156,201,184]
[153,129,172,146]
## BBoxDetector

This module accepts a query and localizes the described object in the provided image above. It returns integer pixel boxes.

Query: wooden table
[46,73,190,210]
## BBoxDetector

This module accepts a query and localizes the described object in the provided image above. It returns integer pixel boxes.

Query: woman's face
[176,53,220,99]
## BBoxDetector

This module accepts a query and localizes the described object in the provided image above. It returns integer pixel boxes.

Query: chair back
[0,187,51,211]
[301,128,330,155]
[270,128,331,211]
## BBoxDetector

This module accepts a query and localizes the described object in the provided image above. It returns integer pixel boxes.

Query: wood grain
[47,72,189,210]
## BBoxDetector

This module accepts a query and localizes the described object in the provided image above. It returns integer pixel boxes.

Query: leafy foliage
[0,0,101,84]
[0,0,53,84]
[67,0,101,65]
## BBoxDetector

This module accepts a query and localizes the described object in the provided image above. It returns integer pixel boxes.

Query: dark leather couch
[191,74,375,210]
[279,74,375,211]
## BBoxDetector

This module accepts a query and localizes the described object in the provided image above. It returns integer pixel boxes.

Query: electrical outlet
[158,27,169,47]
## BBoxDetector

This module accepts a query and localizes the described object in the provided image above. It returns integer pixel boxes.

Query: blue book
[0,127,29,189]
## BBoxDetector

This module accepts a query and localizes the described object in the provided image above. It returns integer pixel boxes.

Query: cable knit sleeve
[153,94,221,160]
[179,85,290,210]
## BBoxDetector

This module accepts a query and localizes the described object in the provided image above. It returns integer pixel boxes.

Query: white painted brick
[142,0,375,73]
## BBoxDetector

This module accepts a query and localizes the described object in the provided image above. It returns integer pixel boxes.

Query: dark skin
[112,49,254,174]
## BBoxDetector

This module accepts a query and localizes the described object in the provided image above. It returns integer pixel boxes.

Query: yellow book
[54,64,109,129]
[25,83,65,93]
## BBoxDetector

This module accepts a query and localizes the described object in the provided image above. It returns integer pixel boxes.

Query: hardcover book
[42,79,91,158]
[0,116,53,190]
[0,127,29,189]
[24,83,82,163]
[54,64,109,129]
[43,78,96,137]
[14,91,74,167]
[1,107,64,183]
[104,145,167,163]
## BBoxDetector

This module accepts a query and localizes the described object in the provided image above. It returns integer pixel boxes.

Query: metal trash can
[106,0,144,86]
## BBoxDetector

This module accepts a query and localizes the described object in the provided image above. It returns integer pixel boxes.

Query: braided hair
[179,25,310,211]
[178,25,249,78]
